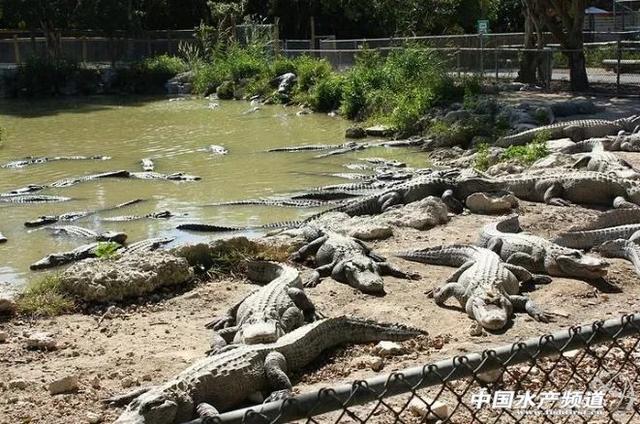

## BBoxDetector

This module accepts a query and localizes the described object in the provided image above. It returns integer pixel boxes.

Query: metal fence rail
[192,313,639,424]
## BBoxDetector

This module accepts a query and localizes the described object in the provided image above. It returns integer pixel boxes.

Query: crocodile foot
[264,389,292,403]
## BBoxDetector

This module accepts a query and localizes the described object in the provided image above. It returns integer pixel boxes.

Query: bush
[95,242,120,259]
[501,140,549,165]
[113,54,187,94]
[16,274,74,317]
[293,55,333,92]
[309,74,344,112]
[474,143,492,171]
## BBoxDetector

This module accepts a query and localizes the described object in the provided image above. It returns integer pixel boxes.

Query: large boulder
[60,251,193,302]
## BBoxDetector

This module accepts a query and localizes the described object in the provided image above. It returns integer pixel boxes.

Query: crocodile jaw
[114,392,178,424]
[240,321,283,344]
[466,296,511,331]
[345,269,385,295]
[555,255,609,279]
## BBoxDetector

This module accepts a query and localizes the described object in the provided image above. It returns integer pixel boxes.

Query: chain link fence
[187,313,639,424]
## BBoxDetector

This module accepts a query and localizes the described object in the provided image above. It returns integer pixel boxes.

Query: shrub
[501,140,549,165]
[309,74,344,112]
[293,55,333,92]
[225,45,269,80]
[95,242,120,259]
[16,274,74,317]
[113,54,187,94]
[474,143,491,171]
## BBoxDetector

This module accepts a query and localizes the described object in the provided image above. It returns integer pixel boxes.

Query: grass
[94,242,120,259]
[474,143,492,171]
[15,274,75,317]
[501,138,549,165]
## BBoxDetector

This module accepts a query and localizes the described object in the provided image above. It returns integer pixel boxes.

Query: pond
[0,96,426,288]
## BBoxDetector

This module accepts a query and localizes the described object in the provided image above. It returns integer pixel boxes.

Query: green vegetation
[112,54,187,94]
[501,133,549,165]
[15,274,75,317]
[474,143,492,171]
[553,46,640,69]
[94,242,121,259]
[6,57,100,97]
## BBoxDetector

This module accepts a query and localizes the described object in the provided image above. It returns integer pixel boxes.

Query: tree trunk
[567,50,589,91]
[517,13,538,83]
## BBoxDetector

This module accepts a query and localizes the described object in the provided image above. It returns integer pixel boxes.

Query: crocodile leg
[613,196,640,209]
[509,295,552,322]
[263,351,293,402]
[377,262,421,280]
[103,386,152,406]
[380,191,402,211]
[197,403,220,423]
[433,282,467,307]
[286,287,319,321]
[207,326,239,354]
[290,235,328,261]
[445,261,475,283]
[205,294,249,330]
[485,237,503,254]
[304,261,338,287]
[280,306,306,331]
[572,156,592,169]
[503,263,552,285]
[442,189,463,214]
[629,230,640,242]
[543,184,571,207]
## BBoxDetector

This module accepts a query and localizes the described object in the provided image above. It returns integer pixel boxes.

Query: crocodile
[123,237,175,254]
[1,155,110,169]
[109,316,424,424]
[290,229,419,295]
[572,151,640,178]
[0,194,71,204]
[49,170,131,188]
[202,199,331,208]
[554,209,640,249]
[314,143,368,158]
[23,199,144,228]
[267,143,353,152]
[360,158,407,168]
[609,131,640,152]
[47,225,128,244]
[207,145,228,155]
[141,158,155,171]
[129,172,201,181]
[0,232,6,243]
[396,245,551,330]
[30,242,111,270]
[206,261,318,352]
[290,190,368,201]
[0,184,45,196]
[102,211,174,222]
[496,116,640,147]
[478,215,609,281]
[176,221,303,233]
[594,239,640,277]
[481,171,640,208]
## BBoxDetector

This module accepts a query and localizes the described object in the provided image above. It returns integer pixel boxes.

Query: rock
[477,369,502,383]
[26,332,57,350]
[345,126,367,139]
[374,197,450,230]
[563,349,580,359]
[86,412,103,424]
[551,98,603,117]
[373,341,405,358]
[347,223,393,240]
[60,251,193,302]
[350,355,384,372]
[465,192,518,214]
[121,377,137,389]
[486,162,525,176]
[442,110,471,124]
[215,80,234,100]
[468,322,484,337]
[365,125,393,137]
[546,138,576,152]
[273,72,296,95]
[48,375,78,395]
[165,71,194,95]
[0,330,8,342]
[0,295,16,315]
[8,379,30,390]
[408,397,450,420]
[530,153,574,169]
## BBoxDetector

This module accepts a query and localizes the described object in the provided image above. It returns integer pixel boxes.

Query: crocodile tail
[395,244,476,267]
[567,208,640,231]
[176,223,242,232]
[594,239,640,276]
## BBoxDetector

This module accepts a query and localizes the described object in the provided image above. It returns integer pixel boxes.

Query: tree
[523,0,589,91]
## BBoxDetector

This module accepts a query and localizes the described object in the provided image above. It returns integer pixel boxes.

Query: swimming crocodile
[1,155,110,169]
[361,158,407,168]
[206,261,317,352]
[109,316,424,424]
[23,199,144,228]
[141,158,154,171]
[0,194,72,204]
[49,170,131,188]
[30,242,114,270]
[478,215,609,281]
[554,209,640,249]
[207,145,228,155]
[47,225,128,244]
[123,237,175,254]
[1,184,45,196]
[291,229,419,295]
[496,116,640,147]
[102,211,174,222]
[203,199,332,208]
[396,245,551,330]
[314,143,367,158]
[481,171,640,208]
[594,239,640,278]
[129,172,201,181]
[267,143,353,152]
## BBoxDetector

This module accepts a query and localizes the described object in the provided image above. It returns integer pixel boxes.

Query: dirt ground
[2,95,640,424]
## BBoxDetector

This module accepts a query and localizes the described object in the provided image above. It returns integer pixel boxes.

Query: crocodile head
[339,256,385,295]
[115,389,179,424]
[553,250,609,279]
[465,289,513,331]
[237,315,285,345]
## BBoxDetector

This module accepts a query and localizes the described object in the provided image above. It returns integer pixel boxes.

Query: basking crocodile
[396,245,551,330]
[203,199,331,208]
[1,155,110,169]
[129,172,201,181]
[554,209,640,249]
[361,158,407,168]
[0,194,71,204]
[141,158,154,171]
[102,211,174,222]
[483,171,640,208]
[109,316,424,423]
[267,143,354,152]
[50,170,131,188]
[206,261,317,352]
[610,132,640,152]
[30,242,113,270]
[123,237,175,254]
[314,143,367,158]
[176,221,303,233]
[594,239,640,277]
[47,225,127,244]
[478,215,609,281]
[291,229,419,295]
[572,151,639,178]
[0,232,6,244]
[496,116,640,147]
[23,199,144,228]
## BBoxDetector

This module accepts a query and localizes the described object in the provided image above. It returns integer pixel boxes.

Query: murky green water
[0,97,425,288]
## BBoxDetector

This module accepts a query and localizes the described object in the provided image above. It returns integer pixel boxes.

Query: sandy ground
[2,95,640,423]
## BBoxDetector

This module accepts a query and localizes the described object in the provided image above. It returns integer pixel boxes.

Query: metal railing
[192,313,639,424]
